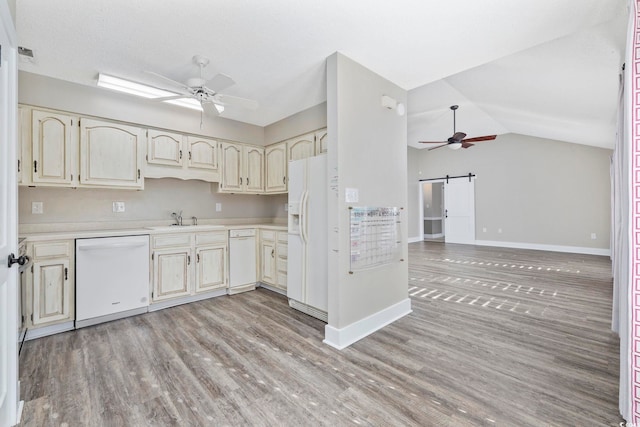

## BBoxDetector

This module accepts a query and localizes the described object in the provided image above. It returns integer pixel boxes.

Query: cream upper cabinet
[26,240,74,328]
[80,118,145,189]
[219,142,264,194]
[245,146,264,193]
[315,128,328,155]
[147,129,184,167]
[17,106,27,185]
[287,133,315,161]
[187,136,218,171]
[265,142,287,193]
[31,109,78,187]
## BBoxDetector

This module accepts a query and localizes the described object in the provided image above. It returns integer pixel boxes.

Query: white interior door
[444,178,476,244]
[0,3,19,425]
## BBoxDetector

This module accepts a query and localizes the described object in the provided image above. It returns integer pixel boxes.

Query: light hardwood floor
[19,241,623,426]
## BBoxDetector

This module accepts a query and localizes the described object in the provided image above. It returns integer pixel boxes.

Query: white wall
[407,146,421,240]
[326,52,409,341]
[264,102,326,145]
[408,133,612,250]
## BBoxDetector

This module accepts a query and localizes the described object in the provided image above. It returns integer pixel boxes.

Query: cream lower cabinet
[259,230,288,291]
[151,231,227,303]
[26,240,75,328]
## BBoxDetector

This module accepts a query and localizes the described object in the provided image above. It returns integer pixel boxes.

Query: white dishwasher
[75,235,150,328]
[228,229,257,294]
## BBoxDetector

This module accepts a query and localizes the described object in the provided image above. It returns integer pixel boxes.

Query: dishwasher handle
[77,242,148,251]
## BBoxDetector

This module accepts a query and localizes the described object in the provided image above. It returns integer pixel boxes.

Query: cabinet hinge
[33,160,37,173]
[146,154,148,161]
[179,150,182,160]
[71,119,73,126]
[17,159,20,173]
[30,265,33,273]
[71,174,73,181]
[30,314,33,322]
[151,252,154,261]
[137,169,141,179]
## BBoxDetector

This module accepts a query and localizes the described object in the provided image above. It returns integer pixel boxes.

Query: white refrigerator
[287,155,328,322]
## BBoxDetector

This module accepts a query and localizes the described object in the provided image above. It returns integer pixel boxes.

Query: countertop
[20,220,287,241]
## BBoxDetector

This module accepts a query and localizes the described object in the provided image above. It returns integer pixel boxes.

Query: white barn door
[0,2,19,425]
[444,178,476,244]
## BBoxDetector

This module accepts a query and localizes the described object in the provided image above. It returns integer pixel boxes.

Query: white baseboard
[149,288,227,312]
[323,298,412,350]
[25,321,75,340]
[408,236,422,243]
[424,233,443,238]
[474,239,611,256]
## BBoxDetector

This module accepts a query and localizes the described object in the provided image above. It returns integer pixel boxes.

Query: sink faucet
[171,211,183,226]
[192,216,198,226]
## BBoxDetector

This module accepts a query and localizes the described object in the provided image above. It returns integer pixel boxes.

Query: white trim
[257,282,287,296]
[25,321,75,341]
[424,233,443,239]
[408,236,422,243]
[148,289,227,311]
[475,239,611,256]
[323,298,412,350]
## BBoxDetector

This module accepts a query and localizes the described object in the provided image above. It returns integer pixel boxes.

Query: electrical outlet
[591,233,597,240]
[498,228,502,234]
[112,201,125,213]
[216,203,222,212]
[31,201,43,214]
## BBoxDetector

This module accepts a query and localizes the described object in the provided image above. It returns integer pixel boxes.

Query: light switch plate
[31,201,43,214]
[216,203,222,212]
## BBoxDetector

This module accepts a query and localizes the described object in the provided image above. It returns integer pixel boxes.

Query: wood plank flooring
[19,241,623,426]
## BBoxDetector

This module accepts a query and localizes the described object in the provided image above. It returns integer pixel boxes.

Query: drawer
[261,230,276,241]
[196,231,227,246]
[152,233,193,249]
[277,232,288,243]
[31,240,72,259]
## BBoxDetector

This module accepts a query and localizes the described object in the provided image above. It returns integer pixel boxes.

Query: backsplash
[19,178,288,224]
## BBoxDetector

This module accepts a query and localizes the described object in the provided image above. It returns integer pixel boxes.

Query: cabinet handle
[64,267,68,280]
[137,169,141,179]
[179,150,182,160]
[17,159,20,173]
[283,176,286,184]
[188,255,191,265]
[197,253,200,263]
[189,152,192,160]
[247,177,249,185]
[271,249,275,258]
[240,177,243,185]
[33,160,37,173]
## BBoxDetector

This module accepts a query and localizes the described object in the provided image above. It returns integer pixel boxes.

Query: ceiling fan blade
[145,71,191,92]
[428,144,449,151]
[154,95,189,102]
[206,73,235,92]
[461,142,475,149]
[201,101,220,116]
[419,140,447,144]
[213,94,259,110]
[451,132,467,141]
[462,135,497,143]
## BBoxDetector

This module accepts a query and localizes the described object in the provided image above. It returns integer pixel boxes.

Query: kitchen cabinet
[30,109,78,187]
[17,105,28,185]
[151,231,227,304]
[219,142,264,193]
[145,132,220,182]
[26,240,74,328]
[265,142,287,193]
[80,118,145,189]
[259,230,288,292]
[315,128,328,155]
[287,133,315,161]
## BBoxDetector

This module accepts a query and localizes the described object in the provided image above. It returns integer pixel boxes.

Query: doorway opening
[422,181,445,241]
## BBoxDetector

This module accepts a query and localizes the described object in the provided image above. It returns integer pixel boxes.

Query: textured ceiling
[16,0,626,146]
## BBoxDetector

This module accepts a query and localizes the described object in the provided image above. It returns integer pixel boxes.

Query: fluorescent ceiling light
[97,73,175,99]
[165,98,203,111]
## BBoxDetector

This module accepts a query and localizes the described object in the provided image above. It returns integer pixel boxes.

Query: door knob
[7,253,28,268]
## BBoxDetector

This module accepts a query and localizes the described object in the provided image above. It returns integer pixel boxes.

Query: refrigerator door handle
[300,190,309,244]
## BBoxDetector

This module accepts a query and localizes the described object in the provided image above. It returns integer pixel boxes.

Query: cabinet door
[220,142,243,192]
[195,245,226,293]
[260,240,276,285]
[31,259,72,326]
[315,129,328,155]
[152,248,192,301]
[31,109,77,186]
[18,106,28,185]
[265,143,287,193]
[288,133,315,161]
[147,129,184,167]
[80,118,144,189]
[245,146,264,193]
[276,232,288,290]
[187,136,218,171]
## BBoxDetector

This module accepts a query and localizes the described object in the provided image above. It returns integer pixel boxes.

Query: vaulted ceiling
[16,0,626,148]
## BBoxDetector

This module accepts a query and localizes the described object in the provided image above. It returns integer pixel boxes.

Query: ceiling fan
[146,55,259,116]
[419,105,496,151]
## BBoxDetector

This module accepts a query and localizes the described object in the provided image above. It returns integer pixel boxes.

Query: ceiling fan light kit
[419,105,497,151]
